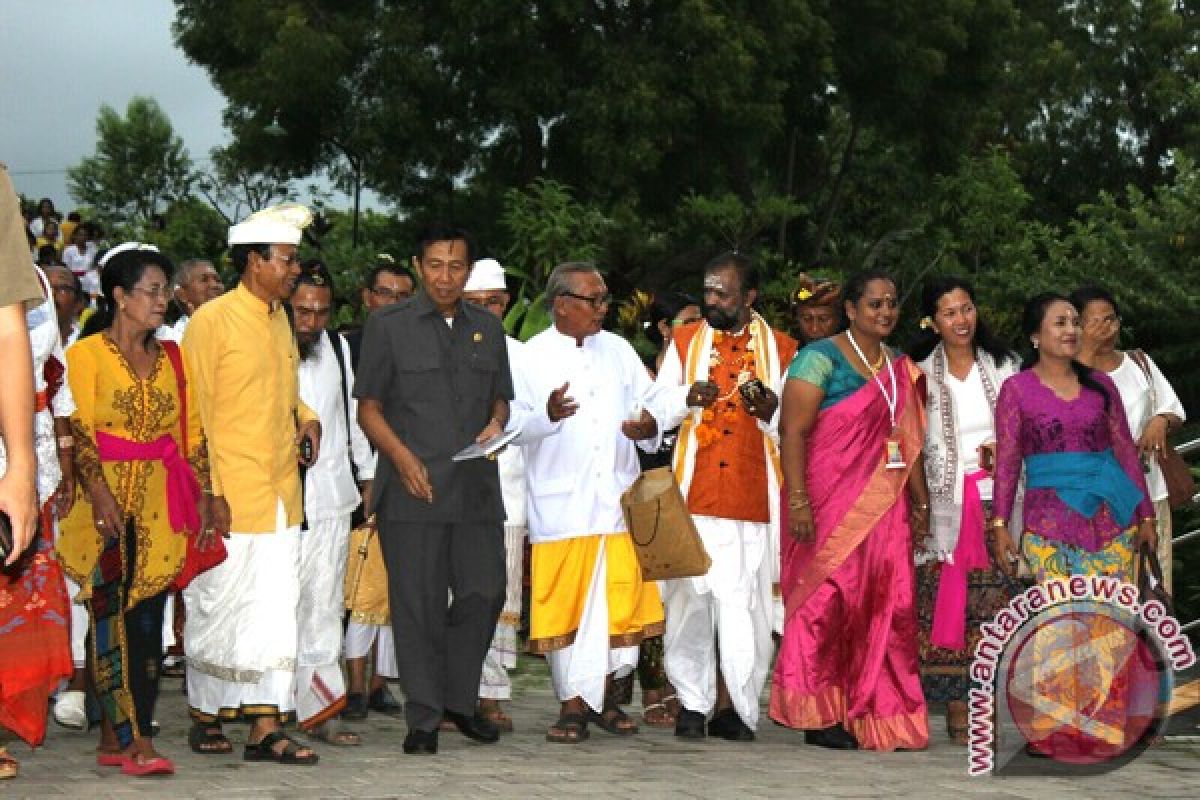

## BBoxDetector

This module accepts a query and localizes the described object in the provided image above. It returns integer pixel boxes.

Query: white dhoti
[479,524,526,700]
[63,575,88,668]
[545,539,639,712]
[184,500,301,720]
[343,622,399,679]
[663,516,773,730]
[294,514,352,727]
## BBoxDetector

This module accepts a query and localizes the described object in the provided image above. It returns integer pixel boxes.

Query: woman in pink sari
[770,270,930,751]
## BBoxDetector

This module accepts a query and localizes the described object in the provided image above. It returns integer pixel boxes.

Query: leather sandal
[244,731,318,765]
[188,721,233,754]
[546,712,589,744]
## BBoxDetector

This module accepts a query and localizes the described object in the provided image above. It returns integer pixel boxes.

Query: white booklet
[451,428,519,462]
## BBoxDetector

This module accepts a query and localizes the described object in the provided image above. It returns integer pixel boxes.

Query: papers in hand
[452,428,519,462]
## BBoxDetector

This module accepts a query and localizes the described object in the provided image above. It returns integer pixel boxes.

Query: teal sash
[1024,449,1143,527]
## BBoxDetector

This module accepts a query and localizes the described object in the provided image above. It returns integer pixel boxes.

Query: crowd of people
[0,174,1188,780]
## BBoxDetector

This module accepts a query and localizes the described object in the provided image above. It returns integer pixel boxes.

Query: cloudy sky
[1,1,375,214]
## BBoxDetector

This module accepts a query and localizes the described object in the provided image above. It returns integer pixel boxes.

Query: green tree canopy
[67,96,194,230]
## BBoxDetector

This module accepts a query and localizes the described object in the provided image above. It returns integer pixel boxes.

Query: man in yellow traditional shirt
[181,204,323,765]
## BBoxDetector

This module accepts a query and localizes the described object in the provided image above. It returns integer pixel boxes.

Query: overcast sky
[1,1,375,215]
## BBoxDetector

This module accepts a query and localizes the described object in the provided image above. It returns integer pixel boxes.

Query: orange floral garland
[694,328,759,449]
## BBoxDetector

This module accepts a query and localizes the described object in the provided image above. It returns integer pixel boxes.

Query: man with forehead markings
[647,251,797,741]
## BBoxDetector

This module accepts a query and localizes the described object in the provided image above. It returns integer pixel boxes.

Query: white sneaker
[53,689,87,730]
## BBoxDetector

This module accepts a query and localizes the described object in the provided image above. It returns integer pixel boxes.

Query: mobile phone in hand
[738,378,767,406]
[298,435,314,465]
[0,511,13,561]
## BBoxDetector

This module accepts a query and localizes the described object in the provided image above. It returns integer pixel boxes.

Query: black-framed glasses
[563,291,612,310]
[369,286,411,302]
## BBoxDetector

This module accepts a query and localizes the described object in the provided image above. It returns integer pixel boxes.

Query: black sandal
[243,730,319,765]
[188,721,232,755]
[546,712,589,744]
[588,705,639,736]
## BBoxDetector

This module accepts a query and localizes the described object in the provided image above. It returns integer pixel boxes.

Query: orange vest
[673,322,797,523]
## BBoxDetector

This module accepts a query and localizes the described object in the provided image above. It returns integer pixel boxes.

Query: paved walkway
[10,657,1200,799]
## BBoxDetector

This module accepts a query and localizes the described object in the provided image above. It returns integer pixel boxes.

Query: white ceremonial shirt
[512,327,663,544]
[298,330,377,521]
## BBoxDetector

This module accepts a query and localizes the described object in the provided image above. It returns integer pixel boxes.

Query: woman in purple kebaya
[990,292,1156,760]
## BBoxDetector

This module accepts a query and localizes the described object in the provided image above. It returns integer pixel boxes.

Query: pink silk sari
[770,356,930,751]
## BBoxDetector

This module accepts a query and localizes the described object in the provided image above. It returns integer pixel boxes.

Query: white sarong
[479,523,526,700]
[184,500,301,718]
[295,514,352,726]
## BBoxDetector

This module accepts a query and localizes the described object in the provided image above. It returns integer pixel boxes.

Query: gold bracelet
[991,518,1008,529]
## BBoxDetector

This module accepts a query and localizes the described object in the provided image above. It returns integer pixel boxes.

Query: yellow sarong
[528,533,664,654]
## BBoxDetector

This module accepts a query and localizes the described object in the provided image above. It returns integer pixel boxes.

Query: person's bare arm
[0,302,38,564]
[779,379,823,542]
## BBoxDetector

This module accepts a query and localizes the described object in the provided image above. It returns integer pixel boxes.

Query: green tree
[67,96,194,230]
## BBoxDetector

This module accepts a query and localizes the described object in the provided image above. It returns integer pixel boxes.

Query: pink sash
[930,469,989,650]
[95,431,201,534]
[782,356,925,620]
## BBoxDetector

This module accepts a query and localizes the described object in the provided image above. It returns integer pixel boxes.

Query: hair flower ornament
[795,288,813,302]
[919,316,933,330]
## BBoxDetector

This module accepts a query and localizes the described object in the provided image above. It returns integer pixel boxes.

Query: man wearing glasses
[343,257,415,366]
[181,203,324,765]
[510,262,665,744]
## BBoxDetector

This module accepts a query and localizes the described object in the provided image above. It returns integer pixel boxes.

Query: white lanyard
[846,330,898,430]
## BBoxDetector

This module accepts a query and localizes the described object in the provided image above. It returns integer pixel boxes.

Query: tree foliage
[67,96,194,230]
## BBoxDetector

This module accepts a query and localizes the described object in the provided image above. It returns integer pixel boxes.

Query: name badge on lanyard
[885,435,906,470]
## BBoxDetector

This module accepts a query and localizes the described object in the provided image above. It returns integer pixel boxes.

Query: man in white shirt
[462,258,527,732]
[512,262,665,744]
[291,261,376,744]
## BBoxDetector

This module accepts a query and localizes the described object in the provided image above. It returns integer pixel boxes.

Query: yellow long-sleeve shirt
[183,283,317,532]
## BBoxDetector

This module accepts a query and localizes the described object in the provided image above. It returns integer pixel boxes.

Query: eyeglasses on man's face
[370,286,412,302]
[563,291,612,310]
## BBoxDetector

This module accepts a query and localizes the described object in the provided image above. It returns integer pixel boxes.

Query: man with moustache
[182,203,323,764]
[355,225,511,755]
[290,260,376,744]
[510,262,665,744]
[647,251,797,741]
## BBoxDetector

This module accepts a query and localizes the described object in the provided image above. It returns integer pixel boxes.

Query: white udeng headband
[98,241,160,268]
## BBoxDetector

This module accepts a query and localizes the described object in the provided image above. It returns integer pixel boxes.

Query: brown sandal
[546,712,589,744]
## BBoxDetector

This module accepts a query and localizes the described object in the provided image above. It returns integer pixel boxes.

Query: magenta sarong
[770,356,930,751]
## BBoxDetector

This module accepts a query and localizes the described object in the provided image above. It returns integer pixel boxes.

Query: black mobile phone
[0,511,13,561]
[299,435,314,465]
[738,378,767,406]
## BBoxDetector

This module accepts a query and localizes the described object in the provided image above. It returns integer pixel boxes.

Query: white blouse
[947,365,995,499]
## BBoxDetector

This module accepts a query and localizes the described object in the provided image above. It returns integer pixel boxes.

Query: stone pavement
[9,657,1200,799]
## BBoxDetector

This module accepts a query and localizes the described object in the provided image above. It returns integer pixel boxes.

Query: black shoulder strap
[327,330,354,455]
